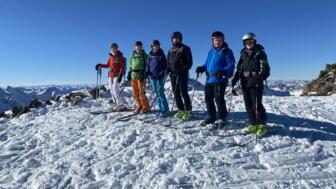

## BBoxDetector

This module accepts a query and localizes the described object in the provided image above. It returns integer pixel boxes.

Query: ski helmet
[151,39,160,47]
[110,43,118,49]
[212,31,225,39]
[135,41,143,46]
[242,32,257,41]
[171,31,183,42]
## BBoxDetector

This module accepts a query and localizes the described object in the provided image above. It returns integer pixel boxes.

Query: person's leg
[150,79,161,111]
[256,86,267,124]
[138,79,150,112]
[108,77,115,102]
[205,84,216,123]
[171,75,184,111]
[242,88,256,125]
[158,78,169,113]
[214,83,227,120]
[178,74,192,111]
[131,79,142,112]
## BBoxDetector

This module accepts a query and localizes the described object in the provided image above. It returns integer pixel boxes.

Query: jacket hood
[109,50,123,57]
[241,44,265,53]
[149,48,164,56]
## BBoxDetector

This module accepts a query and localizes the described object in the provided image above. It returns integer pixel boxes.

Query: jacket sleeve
[166,50,171,73]
[223,49,236,77]
[145,56,150,74]
[231,58,242,86]
[201,50,211,69]
[118,57,126,77]
[259,51,270,80]
[100,57,111,68]
[183,46,193,70]
[161,53,167,75]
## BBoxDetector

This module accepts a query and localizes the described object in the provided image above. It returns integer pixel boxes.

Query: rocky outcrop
[302,64,336,96]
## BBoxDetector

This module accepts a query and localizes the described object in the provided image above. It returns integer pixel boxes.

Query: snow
[0,82,336,188]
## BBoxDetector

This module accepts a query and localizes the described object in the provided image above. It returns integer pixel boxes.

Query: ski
[115,112,138,121]
[89,108,133,115]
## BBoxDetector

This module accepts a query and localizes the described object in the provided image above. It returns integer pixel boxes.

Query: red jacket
[101,51,126,78]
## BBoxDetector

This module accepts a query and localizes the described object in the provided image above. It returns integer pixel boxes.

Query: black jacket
[232,44,270,88]
[167,43,193,76]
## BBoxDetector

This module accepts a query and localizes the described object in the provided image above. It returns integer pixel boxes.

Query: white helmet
[242,32,257,41]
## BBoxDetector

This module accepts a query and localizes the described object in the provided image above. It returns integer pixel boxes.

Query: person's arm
[231,58,242,87]
[166,50,171,74]
[184,46,193,70]
[223,49,236,77]
[100,57,110,68]
[259,51,270,80]
[118,56,126,77]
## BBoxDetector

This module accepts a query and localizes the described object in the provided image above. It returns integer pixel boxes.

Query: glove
[216,70,228,80]
[231,88,238,96]
[139,72,146,81]
[195,66,206,74]
[95,64,102,71]
[127,71,132,81]
[117,75,123,83]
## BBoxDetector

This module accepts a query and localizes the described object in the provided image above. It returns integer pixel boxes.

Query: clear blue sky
[1,0,335,86]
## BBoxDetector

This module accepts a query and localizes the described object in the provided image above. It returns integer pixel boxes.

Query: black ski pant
[204,83,227,121]
[242,86,267,125]
[170,74,192,111]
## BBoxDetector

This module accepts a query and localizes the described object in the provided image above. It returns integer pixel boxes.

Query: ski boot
[182,111,192,120]
[174,110,184,119]
[244,124,258,134]
[256,124,268,136]
[200,118,216,127]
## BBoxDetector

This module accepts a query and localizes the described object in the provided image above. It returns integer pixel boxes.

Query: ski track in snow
[0,90,336,189]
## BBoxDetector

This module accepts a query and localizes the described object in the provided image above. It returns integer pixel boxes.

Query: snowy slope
[1,85,336,188]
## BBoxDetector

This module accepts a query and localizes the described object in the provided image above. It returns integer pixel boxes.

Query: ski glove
[127,71,132,81]
[231,88,238,96]
[117,75,123,83]
[95,64,102,71]
[195,66,206,74]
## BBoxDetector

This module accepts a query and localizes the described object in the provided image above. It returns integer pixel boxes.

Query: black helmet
[151,39,160,47]
[135,41,143,46]
[212,31,224,39]
[171,31,183,41]
[110,43,118,49]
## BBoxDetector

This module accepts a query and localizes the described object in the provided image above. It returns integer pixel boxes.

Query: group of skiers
[95,31,270,136]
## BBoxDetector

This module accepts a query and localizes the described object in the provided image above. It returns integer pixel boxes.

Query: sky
[1,0,336,86]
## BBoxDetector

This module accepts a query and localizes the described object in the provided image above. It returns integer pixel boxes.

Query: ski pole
[186,73,201,121]
[96,68,100,100]
[99,67,102,99]
[190,73,200,106]
[169,75,179,126]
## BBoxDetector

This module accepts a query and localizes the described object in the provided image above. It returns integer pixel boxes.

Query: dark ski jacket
[167,43,193,76]
[232,44,270,88]
[201,42,235,84]
[146,48,167,80]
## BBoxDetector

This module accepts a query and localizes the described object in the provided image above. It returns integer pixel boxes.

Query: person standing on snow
[95,43,127,111]
[146,40,169,117]
[167,31,193,120]
[231,32,270,136]
[127,41,150,114]
[196,31,235,127]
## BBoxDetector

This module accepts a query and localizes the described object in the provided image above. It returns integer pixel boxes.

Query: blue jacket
[146,49,167,80]
[202,42,235,84]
